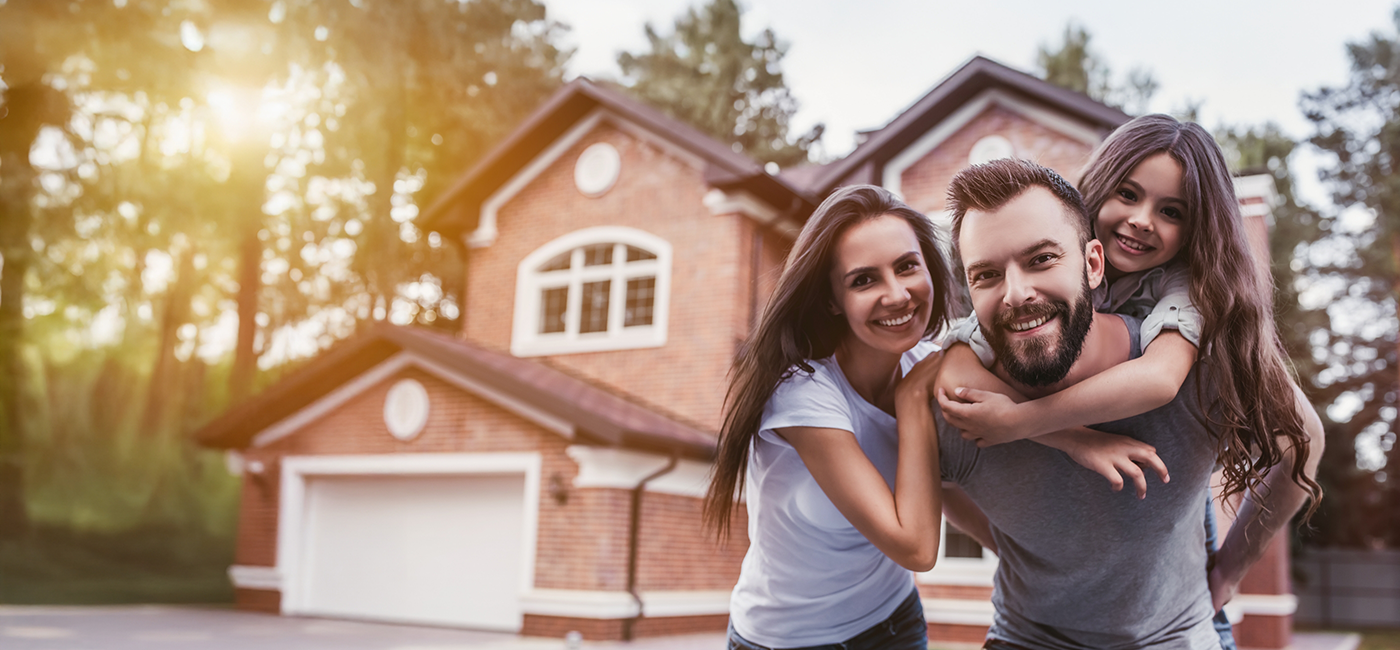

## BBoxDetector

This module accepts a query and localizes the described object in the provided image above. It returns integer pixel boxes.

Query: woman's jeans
[726,587,927,650]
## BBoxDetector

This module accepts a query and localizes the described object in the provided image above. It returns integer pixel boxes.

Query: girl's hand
[937,387,1030,445]
[1059,429,1170,499]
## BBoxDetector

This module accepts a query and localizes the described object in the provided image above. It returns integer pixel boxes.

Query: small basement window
[512,227,671,357]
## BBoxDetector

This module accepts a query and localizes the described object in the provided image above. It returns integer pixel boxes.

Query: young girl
[704,185,955,650]
[935,114,1323,644]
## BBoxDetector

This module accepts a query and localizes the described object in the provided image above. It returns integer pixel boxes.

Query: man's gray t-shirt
[937,315,1221,650]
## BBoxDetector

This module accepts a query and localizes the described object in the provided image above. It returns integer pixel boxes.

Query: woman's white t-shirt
[729,340,938,647]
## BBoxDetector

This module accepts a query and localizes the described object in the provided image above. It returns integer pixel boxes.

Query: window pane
[625,277,655,327]
[944,525,983,559]
[539,287,568,334]
[626,246,656,262]
[579,280,611,333]
[539,251,571,272]
[582,243,614,267]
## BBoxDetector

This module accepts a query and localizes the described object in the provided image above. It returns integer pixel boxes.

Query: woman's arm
[932,343,1170,498]
[940,332,1197,444]
[776,354,945,571]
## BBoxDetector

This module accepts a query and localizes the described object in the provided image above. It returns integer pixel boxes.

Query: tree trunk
[230,225,261,404]
[0,149,34,538]
[1391,231,1400,399]
[140,246,196,435]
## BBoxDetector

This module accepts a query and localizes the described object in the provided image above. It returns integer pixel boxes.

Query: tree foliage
[1037,23,1158,116]
[1299,7,1400,547]
[617,0,821,168]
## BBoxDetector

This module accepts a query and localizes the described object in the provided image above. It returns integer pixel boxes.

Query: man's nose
[1003,266,1036,306]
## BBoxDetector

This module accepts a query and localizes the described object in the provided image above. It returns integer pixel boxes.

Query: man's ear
[1084,239,1106,290]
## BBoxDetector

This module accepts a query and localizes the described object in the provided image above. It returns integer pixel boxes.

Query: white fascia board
[918,559,997,587]
[566,445,712,498]
[922,597,995,626]
[883,88,1103,199]
[702,189,801,239]
[250,351,574,449]
[519,589,730,619]
[228,565,282,591]
[470,108,707,249]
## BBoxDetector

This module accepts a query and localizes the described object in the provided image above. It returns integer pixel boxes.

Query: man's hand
[937,386,1030,445]
[1057,428,1170,499]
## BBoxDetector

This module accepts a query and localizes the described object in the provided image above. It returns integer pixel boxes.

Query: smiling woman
[703,185,959,650]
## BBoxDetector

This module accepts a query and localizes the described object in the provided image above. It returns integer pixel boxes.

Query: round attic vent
[575,142,621,197]
[384,378,430,441]
[968,135,1015,166]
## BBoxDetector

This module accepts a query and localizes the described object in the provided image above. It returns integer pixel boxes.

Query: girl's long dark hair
[1079,114,1322,518]
[703,185,959,537]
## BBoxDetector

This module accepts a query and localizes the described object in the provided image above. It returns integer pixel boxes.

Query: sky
[545,0,1398,207]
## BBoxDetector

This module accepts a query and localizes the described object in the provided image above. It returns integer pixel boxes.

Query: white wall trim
[519,589,730,619]
[1233,593,1298,616]
[275,452,543,618]
[922,597,995,626]
[228,564,282,591]
[883,88,1102,199]
[511,226,672,358]
[566,446,711,498]
[702,189,801,239]
[250,351,574,449]
[468,108,706,249]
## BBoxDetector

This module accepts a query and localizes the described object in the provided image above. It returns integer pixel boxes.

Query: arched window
[512,227,672,357]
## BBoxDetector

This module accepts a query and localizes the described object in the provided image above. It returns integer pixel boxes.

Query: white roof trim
[703,189,801,239]
[565,445,711,498]
[250,350,575,449]
[883,87,1102,199]
[468,108,708,249]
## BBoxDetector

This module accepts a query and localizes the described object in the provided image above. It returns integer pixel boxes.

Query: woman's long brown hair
[1078,114,1322,518]
[702,185,959,538]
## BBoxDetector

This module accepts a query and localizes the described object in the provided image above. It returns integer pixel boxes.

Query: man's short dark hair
[946,159,1091,253]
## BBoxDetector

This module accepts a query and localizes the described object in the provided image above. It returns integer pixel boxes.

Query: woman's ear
[828,300,842,316]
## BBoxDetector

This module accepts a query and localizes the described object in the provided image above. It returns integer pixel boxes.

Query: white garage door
[298,473,528,630]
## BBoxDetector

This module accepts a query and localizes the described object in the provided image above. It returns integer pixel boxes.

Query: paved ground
[0,606,725,650]
[0,605,1368,650]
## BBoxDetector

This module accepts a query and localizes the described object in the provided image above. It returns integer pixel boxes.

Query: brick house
[195,55,1295,645]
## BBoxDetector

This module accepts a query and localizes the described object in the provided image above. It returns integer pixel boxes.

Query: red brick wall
[896,104,1098,218]
[232,367,752,606]
[462,122,750,432]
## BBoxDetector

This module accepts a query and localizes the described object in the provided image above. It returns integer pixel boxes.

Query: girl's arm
[941,483,997,555]
[942,331,1197,444]
[933,343,1170,498]
[776,353,945,572]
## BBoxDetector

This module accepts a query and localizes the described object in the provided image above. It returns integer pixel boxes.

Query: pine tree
[617,0,821,168]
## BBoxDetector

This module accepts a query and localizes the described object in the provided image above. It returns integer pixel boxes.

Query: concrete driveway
[0,606,726,650]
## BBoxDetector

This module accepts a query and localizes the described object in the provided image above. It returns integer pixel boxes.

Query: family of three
[703,114,1325,650]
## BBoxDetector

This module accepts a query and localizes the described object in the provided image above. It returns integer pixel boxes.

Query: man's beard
[985,277,1094,387]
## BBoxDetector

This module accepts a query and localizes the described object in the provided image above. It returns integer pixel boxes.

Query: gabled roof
[789,56,1132,196]
[420,77,817,236]
[193,324,716,460]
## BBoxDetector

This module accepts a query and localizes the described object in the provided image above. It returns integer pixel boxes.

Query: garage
[276,453,542,632]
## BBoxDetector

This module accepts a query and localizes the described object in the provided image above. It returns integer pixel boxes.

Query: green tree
[617,0,821,168]
[1300,7,1400,546]
[1037,23,1158,116]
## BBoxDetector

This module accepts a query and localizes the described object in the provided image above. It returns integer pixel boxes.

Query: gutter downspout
[623,455,679,641]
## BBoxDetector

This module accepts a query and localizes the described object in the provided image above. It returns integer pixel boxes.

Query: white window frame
[917,516,999,587]
[512,226,671,357]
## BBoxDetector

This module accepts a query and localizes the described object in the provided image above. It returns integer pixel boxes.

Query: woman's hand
[895,350,944,407]
[936,387,1031,446]
[1057,429,1170,499]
